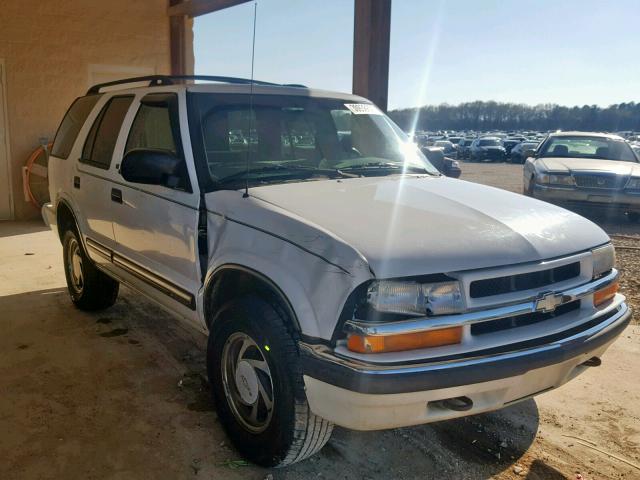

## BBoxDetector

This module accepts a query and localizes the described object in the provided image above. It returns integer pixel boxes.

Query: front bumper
[301,301,630,430]
[533,184,640,212]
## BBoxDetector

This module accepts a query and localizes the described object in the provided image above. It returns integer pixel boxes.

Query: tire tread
[263,296,333,467]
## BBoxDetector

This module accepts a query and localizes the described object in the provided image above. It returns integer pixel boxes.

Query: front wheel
[62,229,118,311]
[207,295,333,467]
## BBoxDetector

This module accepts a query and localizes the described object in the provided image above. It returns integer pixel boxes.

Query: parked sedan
[469,137,507,162]
[457,138,475,159]
[523,132,640,221]
[502,137,526,156]
[510,141,540,164]
[422,146,462,178]
[433,140,458,159]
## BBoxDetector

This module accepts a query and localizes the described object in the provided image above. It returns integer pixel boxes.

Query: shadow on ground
[0,219,50,238]
[0,284,542,479]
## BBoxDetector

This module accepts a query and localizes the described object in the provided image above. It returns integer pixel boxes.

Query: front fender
[203,217,373,340]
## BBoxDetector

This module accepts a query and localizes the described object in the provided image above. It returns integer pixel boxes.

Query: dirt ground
[1,164,639,479]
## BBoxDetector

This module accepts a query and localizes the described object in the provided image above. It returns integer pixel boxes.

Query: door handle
[111,188,123,204]
[73,176,80,189]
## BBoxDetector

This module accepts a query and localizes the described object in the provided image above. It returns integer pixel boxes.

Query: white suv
[43,75,631,467]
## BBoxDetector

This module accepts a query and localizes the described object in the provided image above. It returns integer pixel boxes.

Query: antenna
[243,1,258,199]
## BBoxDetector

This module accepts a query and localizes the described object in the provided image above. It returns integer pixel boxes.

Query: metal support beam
[352,0,391,111]
[168,0,251,18]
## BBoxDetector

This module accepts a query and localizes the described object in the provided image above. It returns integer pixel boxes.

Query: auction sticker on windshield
[344,103,383,115]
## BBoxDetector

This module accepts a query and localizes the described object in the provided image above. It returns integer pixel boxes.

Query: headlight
[367,280,464,316]
[592,244,615,278]
[625,177,640,190]
[536,172,575,186]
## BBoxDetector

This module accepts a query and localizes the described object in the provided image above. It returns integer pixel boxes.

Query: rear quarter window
[50,95,102,159]
[81,96,134,169]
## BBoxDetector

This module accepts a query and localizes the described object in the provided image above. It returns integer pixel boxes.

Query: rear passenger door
[110,92,201,319]
[74,95,134,258]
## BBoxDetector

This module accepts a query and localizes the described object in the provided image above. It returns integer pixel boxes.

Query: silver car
[524,132,640,220]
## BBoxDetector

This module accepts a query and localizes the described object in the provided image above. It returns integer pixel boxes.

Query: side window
[81,96,133,169]
[124,93,190,191]
[125,103,177,155]
[51,95,102,159]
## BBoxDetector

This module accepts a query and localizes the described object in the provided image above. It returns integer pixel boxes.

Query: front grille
[469,262,580,298]
[471,300,580,336]
[574,174,622,189]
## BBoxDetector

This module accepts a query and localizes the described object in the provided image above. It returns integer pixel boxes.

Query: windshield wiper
[215,164,355,185]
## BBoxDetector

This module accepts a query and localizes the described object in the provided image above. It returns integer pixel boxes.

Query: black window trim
[50,93,102,160]
[123,92,193,193]
[125,92,183,159]
[80,94,135,170]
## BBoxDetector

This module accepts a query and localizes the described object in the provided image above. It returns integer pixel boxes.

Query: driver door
[109,91,202,322]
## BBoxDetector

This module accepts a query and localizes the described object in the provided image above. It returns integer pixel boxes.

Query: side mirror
[121,149,184,188]
[523,149,536,159]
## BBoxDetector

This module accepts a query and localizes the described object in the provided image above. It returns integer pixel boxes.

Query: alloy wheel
[221,332,275,433]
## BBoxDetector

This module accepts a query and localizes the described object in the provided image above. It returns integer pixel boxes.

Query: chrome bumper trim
[344,269,619,336]
[300,302,631,395]
[304,301,630,376]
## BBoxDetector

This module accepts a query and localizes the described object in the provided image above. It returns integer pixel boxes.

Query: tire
[62,229,119,311]
[207,295,333,467]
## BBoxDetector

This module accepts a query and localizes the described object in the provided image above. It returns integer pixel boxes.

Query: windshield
[478,139,500,146]
[539,136,637,161]
[188,93,439,189]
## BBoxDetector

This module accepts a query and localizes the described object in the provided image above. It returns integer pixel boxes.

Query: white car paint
[43,82,630,437]
[243,175,609,279]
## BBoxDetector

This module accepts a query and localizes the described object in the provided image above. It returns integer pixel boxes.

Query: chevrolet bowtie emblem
[535,292,564,313]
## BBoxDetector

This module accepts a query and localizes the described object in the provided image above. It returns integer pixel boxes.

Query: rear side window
[81,96,133,169]
[51,95,101,159]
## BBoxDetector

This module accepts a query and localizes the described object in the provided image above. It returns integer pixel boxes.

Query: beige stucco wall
[0,0,186,219]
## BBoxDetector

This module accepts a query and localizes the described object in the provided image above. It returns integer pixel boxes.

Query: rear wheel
[62,229,118,311]
[208,295,333,467]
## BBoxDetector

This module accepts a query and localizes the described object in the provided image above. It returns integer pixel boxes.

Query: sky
[194,0,639,110]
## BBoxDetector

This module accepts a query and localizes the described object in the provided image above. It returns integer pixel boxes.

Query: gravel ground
[460,162,640,324]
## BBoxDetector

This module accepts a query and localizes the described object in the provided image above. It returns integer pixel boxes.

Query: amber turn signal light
[593,281,618,307]
[347,326,462,354]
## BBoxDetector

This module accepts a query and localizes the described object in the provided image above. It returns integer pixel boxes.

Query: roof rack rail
[86,75,290,95]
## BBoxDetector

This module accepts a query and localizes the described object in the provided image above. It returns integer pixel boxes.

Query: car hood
[226,176,609,278]
[538,157,640,176]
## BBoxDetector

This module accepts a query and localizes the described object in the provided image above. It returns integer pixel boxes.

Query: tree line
[388,101,640,133]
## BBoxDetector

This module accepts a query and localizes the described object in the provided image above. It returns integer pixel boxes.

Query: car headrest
[551,144,569,156]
